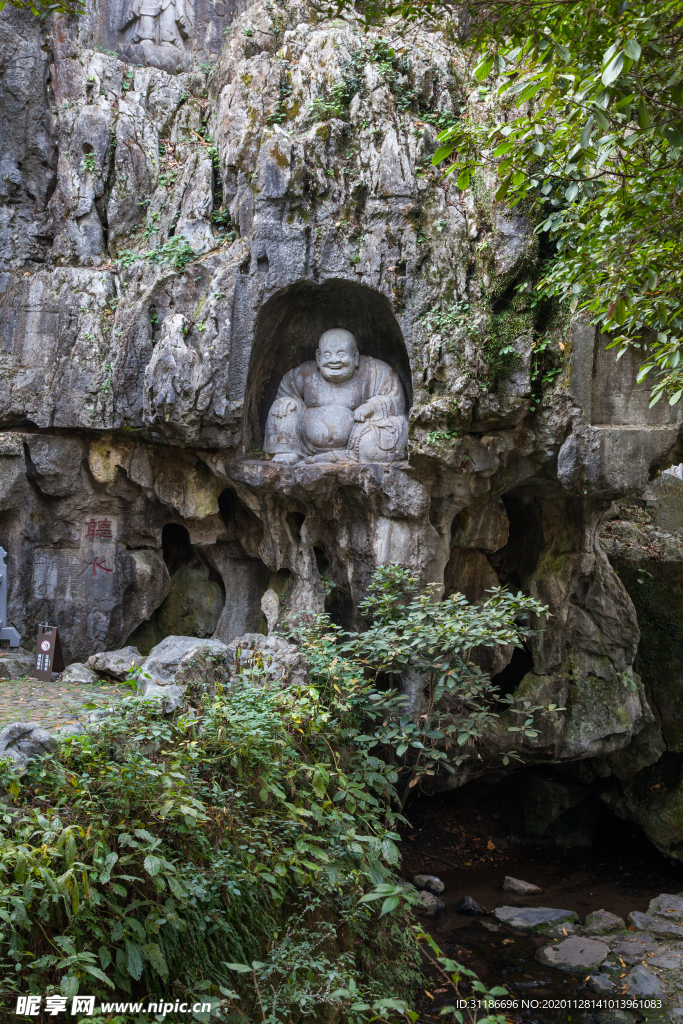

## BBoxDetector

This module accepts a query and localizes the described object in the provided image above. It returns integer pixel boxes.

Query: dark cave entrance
[127,523,227,654]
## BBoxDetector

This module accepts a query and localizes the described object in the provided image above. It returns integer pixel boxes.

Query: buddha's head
[316,329,359,385]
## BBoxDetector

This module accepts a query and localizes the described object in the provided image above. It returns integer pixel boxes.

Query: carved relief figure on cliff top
[120,0,190,49]
[264,329,408,465]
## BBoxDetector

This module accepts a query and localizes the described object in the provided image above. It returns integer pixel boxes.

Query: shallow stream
[401,794,683,1024]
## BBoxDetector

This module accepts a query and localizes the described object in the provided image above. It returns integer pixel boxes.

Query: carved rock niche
[244,279,413,465]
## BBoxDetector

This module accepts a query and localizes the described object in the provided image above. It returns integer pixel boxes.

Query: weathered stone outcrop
[1,0,683,853]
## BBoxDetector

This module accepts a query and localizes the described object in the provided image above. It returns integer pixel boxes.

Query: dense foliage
[0,567,550,1021]
[330,0,683,406]
[1,0,84,20]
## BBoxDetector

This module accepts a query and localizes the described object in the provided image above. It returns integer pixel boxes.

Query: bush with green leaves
[116,235,196,273]
[332,565,554,801]
[0,566,555,1021]
[0,653,419,1021]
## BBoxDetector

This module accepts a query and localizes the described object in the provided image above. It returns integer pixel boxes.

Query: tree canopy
[330,0,683,406]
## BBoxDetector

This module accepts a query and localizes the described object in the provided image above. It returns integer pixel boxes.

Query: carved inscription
[652,473,683,531]
[32,550,82,600]
[32,517,118,601]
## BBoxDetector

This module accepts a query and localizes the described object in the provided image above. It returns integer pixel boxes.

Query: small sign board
[33,625,65,681]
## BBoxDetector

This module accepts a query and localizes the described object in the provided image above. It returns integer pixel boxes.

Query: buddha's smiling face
[316,330,359,385]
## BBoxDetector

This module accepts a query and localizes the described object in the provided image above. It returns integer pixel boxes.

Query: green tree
[330,0,683,406]
[332,564,553,803]
[1,0,85,18]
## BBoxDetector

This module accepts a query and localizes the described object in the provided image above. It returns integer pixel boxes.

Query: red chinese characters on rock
[85,518,114,539]
[80,558,114,578]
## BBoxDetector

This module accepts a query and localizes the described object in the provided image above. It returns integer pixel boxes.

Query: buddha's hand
[271,398,298,418]
[353,402,375,422]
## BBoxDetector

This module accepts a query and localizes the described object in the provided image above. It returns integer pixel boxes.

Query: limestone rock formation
[0,721,58,768]
[1,0,683,854]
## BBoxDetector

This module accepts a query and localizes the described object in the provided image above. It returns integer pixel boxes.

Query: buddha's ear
[353,348,359,367]
[315,348,321,367]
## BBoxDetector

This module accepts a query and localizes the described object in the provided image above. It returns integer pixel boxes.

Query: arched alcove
[244,279,413,450]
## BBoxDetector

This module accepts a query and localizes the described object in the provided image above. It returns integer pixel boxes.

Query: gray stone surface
[621,965,668,1000]
[629,911,683,940]
[588,973,615,994]
[224,633,309,689]
[60,662,100,684]
[173,639,231,695]
[141,635,216,685]
[413,874,445,894]
[0,721,57,767]
[538,935,610,972]
[0,649,33,678]
[584,910,626,935]
[140,679,185,710]
[503,876,542,895]
[86,646,143,680]
[648,894,683,920]
[0,0,682,860]
[494,907,579,931]
[416,890,444,916]
[611,935,660,963]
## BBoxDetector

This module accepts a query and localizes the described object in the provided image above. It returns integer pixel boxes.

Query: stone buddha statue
[264,329,408,465]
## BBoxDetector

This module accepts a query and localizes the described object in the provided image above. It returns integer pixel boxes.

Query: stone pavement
[0,675,129,731]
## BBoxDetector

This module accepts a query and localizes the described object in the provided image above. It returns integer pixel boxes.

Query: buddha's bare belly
[302,405,355,450]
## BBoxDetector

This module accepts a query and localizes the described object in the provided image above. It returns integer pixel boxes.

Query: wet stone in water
[612,934,660,963]
[455,895,487,915]
[584,909,626,934]
[621,964,668,1000]
[648,893,683,921]
[537,935,610,972]
[413,874,445,894]
[588,973,615,994]
[494,906,579,931]
[503,876,542,895]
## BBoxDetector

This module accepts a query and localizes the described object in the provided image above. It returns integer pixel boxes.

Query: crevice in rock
[488,490,545,591]
[491,641,534,693]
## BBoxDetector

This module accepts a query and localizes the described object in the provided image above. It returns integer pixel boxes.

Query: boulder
[0,722,57,768]
[139,680,185,711]
[225,633,309,689]
[54,723,87,739]
[584,909,626,935]
[173,639,232,695]
[538,935,609,972]
[0,649,33,679]
[621,965,668,1000]
[86,646,143,680]
[648,894,683,921]
[60,663,100,684]
[416,890,444,916]
[455,896,486,915]
[413,874,445,894]
[142,636,224,686]
[503,876,542,895]
[494,907,579,931]
[628,911,683,940]
[588,974,615,994]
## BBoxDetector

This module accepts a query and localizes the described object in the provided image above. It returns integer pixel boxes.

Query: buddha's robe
[264,355,408,463]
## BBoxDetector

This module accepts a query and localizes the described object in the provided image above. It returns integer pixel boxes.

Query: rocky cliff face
[1,0,682,851]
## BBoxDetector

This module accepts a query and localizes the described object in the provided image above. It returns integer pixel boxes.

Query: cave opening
[127,522,226,655]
